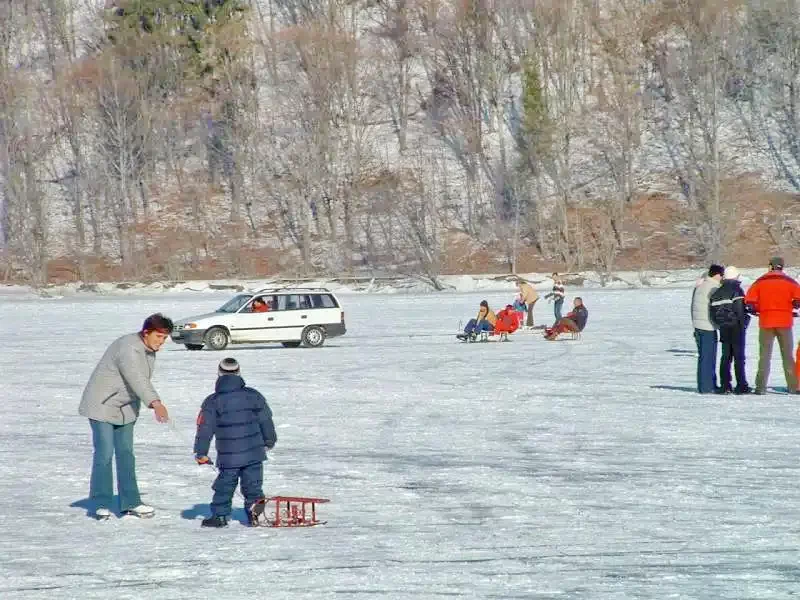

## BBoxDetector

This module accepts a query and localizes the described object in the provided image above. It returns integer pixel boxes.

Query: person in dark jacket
[709,266,751,394]
[545,273,566,322]
[544,297,588,340]
[194,358,277,528]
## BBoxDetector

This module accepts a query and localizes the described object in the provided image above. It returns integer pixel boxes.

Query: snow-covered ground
[3,288,800,599]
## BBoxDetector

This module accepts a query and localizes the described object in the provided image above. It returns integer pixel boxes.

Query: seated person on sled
[458,300,497,340]
[544,297,588,340]
[495,304,521,335]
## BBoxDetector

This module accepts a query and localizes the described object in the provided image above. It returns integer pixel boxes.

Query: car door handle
[301,315,308,319]
[268,317,274,321]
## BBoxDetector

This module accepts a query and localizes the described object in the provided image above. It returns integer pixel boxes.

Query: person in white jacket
[691,264,724,393]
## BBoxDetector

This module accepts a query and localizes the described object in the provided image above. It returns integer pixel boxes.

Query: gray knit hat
[218,357,240,376]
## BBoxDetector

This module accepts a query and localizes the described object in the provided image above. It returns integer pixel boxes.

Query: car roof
[253,287,334,294]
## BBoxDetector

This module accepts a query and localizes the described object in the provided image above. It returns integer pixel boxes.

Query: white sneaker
[94,508,111,520]
[122,504,155,518]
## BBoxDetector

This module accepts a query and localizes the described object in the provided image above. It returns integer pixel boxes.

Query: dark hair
[142,313,174,334]
[253,297,265,304]
[480,300,488,308]
[708,264,725,278]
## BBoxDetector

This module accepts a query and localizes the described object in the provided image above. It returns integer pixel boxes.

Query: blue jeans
[554,299,564,322]
[694,329,718,393]
[89,419,141,512]
[211,462,264,517]
[464,319,493,335]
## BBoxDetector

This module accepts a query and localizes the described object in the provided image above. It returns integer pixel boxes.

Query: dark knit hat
[218,357,240,376]
[708,264,725,278]
[770,256,785,269]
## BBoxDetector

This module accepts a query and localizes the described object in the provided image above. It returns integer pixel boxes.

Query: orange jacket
[744,271,800,329]
[494,307,520,334]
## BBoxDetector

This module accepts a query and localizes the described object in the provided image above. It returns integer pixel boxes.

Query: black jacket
[568,305,589,331]
[710,280,749,334]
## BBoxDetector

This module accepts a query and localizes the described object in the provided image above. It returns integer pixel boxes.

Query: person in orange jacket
[744,256,800,394]
[494,304,521,335]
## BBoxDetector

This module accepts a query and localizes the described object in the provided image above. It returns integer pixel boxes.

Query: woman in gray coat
[79,313,173,519]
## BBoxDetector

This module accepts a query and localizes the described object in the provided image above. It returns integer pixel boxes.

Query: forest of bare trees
[1,0,800,285]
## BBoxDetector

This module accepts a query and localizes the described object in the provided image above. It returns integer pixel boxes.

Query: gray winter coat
[79,333,159,425]
[691,276,721,331]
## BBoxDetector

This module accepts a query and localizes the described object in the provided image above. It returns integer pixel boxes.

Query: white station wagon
[171,287,346,350]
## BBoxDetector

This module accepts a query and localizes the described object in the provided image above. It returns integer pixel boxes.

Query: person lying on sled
[459,300,497,340]
[544,297,588,340]
[495,304,521,335]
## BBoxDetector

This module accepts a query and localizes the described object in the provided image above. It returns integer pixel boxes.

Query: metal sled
[259,496,330,527]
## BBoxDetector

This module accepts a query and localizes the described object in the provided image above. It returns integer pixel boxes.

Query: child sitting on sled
[495,304,521,335]
[194,358,277,528]
[544,297,588,341]
[458,300,497,341]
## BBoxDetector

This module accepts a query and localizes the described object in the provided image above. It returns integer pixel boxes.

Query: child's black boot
[201,515,228,528]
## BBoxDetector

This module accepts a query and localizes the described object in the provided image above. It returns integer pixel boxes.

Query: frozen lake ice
[2,288,800,599]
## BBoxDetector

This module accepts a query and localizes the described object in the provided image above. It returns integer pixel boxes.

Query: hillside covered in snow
[1,0,800,286]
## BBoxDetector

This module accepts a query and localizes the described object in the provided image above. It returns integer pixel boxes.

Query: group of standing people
[692,256,800,395]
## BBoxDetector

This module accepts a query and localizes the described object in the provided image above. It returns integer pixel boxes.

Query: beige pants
[756,328,797,393]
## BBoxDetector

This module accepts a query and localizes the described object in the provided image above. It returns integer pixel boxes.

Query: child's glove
[195,455,212,466]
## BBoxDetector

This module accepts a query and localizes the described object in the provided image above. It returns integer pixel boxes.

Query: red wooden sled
[259,496,330,527]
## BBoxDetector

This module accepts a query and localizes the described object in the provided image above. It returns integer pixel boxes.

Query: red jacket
[494,307,520,334]
[744,271,800,329]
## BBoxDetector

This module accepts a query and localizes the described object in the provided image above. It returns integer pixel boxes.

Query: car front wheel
[204,327,230,351]
[302,326,325,348]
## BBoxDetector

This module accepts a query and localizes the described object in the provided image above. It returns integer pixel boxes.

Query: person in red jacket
[494,304,520,335]
[744,256,800,394]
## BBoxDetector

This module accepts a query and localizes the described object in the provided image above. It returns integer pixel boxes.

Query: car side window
[298,295,312,309]
[279,295,301,310]
[311,294,338,308]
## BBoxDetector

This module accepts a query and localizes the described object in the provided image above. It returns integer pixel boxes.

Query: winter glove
[195,455,212,466]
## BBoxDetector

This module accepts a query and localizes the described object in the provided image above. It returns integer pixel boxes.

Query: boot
[201,515,228,528]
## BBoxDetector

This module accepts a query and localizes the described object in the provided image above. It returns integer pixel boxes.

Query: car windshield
[216,294,253,313]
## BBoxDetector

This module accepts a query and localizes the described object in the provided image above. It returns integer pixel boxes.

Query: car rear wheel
[302,326,325,348]
[185,344,204,351]
[204,327,229,351]
[281,341,302,348]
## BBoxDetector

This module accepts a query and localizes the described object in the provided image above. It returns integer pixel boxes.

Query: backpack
[710,292,739,329]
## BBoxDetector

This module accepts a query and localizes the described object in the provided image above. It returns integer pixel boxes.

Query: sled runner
[252,496,330,527]
[456,331,510,342]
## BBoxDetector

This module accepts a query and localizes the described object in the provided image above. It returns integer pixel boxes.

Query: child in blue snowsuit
[194,357,277,527]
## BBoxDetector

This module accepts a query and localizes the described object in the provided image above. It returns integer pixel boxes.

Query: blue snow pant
[554,299,564,322]
[694,328,718,393]
[89,419,141,512]
[464,319,493,335]
[211,462,264,517]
